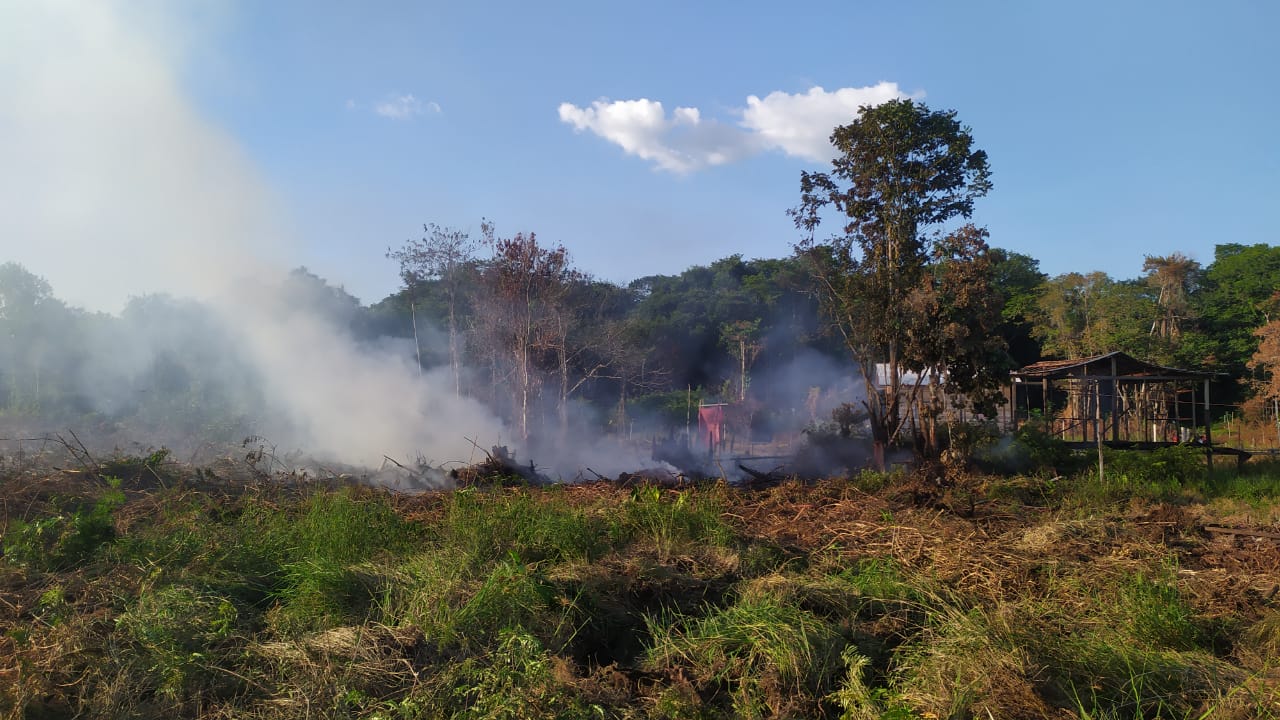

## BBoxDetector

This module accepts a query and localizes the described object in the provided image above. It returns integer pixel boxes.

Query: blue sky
[4,1,1278,309]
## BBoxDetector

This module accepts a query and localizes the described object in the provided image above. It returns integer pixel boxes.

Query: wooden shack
[1009,351,1242,469]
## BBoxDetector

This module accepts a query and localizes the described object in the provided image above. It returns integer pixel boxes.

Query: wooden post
[1096,379,1105,482]
[1042,379,1049,419]
[1182,384,1192,440]
[1110,356,1120,442]
[1008,381,1016,432]
[1204,378,1213,474]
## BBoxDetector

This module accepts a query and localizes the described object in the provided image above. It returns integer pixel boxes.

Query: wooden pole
[1204,378,1213,474]
[1182,381,1192,443]
[1096,379,1105,482]
[1044,379,1052,436]
[1110,356,1120,442]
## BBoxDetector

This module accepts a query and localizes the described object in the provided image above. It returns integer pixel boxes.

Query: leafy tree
[1032,271,1158,360]
[910,225,1009,416]
[791,99,998,466]
[280,267,371,340]
[989,248,1046,368]
[1085,279,1158,359]
[1032,271,1108,359]
[1194,243,1280,373]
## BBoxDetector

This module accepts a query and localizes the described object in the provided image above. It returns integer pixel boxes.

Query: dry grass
[3,453,1280,719]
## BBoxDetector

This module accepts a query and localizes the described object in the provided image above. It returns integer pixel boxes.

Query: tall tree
[791,99,997,466]
[1143,252,1201,348]
[720,319,763,401]
[477,227,577,441]
[387,223,479,394]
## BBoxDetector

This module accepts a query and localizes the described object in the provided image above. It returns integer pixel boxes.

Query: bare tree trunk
[410,302,423,377]
[557,314,570,440]
[448,301,460,395]
[518,343,529,442]
[559,348,569,440]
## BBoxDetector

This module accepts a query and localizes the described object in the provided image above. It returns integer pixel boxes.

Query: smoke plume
[0,1,506,466]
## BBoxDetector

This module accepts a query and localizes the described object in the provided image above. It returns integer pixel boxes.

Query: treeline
[2,241,1279,440]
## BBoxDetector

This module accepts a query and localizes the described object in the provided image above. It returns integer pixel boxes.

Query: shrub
[3,479,124,571]
[1011,417,1077,474]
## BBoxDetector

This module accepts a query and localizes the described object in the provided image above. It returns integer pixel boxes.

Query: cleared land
[2,448,1279,719]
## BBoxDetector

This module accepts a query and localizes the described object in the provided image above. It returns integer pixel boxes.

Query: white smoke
[0,1,506,465]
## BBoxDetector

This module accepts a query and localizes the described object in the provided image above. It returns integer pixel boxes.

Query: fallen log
[1204,525,1280,542]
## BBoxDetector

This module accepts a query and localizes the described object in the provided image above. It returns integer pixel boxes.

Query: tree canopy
[792,99,1003,463]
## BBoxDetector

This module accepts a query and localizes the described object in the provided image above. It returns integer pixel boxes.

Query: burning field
[2,444,1278,719]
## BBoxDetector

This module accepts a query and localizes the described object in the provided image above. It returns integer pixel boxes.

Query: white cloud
[373,93,440,119]
[559,82,916,172]
[558,98,755,173]
[742,82,911,161]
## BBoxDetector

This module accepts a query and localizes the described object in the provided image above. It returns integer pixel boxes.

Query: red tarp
[698,405,726,450]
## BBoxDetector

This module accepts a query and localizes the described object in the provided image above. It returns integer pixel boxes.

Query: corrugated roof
[1012,351,1217,380]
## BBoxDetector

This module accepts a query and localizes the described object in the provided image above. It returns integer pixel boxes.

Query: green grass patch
[3,478,124,571]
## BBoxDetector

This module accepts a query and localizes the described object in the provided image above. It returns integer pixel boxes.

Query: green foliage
[628,387,707,427]
[441,487,608,568]
[1196,243,1280,375]
[793,99,1006,454]
[99,447,173,482]
[3,479,124,570]
[291,486,421,564]
[114,583,243,700]
[1061,447,1206,507]
[444,556,566,650]
[1105,445,1204,486]
[267,559,383,634]
[1050,640,1237,718]
[839,557,914,601]
[645,596,846,717]
[415,629,600,720]
[628,254,825,398]
[258,488,420,634]
[990,248,1048,367]
[1118,572,1202,651]
[623,485,733,558]
[1012,415,1077,473]
[10,467,1280,719]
